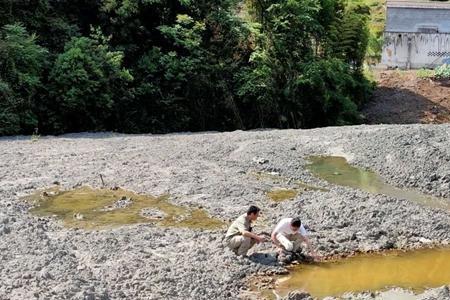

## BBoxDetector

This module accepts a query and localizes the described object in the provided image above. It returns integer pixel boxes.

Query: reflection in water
[25,186,225,230]
[306,156,450,210]
[276,248,450,299]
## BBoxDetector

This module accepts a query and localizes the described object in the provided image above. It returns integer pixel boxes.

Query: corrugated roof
[387,0,450,9]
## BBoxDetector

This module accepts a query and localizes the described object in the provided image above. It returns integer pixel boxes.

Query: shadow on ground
[362,86,450,124]
[248,252,279,266]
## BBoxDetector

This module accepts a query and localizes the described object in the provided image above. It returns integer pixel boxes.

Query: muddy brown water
[275,248,450,299]
[266,156,450,298]
[306,156,450,210]
[24,186,225,230]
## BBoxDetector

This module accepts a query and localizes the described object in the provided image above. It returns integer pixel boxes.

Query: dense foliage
[349,0,384,63]
[0,0,372,135]
[435,64,450,79]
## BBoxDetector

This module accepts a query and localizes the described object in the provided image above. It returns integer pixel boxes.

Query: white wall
[382,32,450,68]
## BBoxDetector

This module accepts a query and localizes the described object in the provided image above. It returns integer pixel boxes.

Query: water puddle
[24,186,225,230]
[306,156,450,210]
[252,171,327,202]
[275,248,450,299]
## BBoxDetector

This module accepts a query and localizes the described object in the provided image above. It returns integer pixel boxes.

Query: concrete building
[382,0,450,69]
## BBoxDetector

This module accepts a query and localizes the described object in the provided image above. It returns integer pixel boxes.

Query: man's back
[273,217,307,236]
[225,213,249,240]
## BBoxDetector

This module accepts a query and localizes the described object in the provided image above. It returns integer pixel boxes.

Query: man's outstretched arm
[299,234,320,259]
[242,230,266,243]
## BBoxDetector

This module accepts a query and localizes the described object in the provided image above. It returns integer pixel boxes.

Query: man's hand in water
[309,251,322,261]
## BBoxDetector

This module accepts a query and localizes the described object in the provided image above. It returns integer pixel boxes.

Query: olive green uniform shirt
[225,213,251,241]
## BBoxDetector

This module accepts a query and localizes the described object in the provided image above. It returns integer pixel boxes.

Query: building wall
[382,32,450,69]
[386,7,450,33]
[383,6,450,68]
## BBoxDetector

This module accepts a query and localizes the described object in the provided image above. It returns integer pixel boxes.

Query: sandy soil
[1,125,450,299]
[362,70,450,124]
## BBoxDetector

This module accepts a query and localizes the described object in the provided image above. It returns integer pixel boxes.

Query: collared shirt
[225,213,251,240]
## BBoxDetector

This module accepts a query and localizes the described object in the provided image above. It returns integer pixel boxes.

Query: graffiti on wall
[382,32,450,68]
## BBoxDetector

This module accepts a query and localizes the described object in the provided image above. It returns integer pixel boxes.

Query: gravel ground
[1,124,450,300]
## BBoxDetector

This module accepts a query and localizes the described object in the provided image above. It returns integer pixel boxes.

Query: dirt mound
[362,70,450,124]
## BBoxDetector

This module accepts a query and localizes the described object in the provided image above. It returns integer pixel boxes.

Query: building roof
[387,0,450,9]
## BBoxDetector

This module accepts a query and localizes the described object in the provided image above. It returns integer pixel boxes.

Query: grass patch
[417,68,435,79]
[266,189,298,202]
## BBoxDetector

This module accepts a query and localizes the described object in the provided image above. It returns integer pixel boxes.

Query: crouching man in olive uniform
[224,206,267,256]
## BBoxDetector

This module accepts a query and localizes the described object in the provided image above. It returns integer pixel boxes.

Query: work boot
[278,250,294,264]
[292,250,306,262]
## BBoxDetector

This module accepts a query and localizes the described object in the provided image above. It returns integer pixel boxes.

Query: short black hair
[291,217,301,228]
[247,205,261,215]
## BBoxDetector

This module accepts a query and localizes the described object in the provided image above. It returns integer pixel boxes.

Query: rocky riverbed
[1,124,450,300]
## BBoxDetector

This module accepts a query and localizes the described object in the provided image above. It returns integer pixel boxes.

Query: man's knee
[277,233,294,251]
[236,236,255,256]
[284,241,294,251]
[227,236,244,251]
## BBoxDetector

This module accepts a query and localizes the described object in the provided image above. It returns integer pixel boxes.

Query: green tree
[0,24,47,135]
[326,5,370,70]
[48,30,132,133]
[129,3,252,133]
[0,0,101,53]
[0,0,373,135]
[238,0,370,128]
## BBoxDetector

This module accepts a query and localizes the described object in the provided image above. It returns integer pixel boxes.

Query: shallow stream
[270,156,450,298]
[306,156,450,210]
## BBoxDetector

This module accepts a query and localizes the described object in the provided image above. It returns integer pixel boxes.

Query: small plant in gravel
[31,128,40,142]
[435,64,450,79]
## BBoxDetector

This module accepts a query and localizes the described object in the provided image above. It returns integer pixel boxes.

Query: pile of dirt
[362,70,450,124]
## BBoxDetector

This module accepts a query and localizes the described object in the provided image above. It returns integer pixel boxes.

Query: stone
[419,237,432,244]
[252,157,269,164]
[73,213,84,220]
[283,291,313,300]
[140,208,166,219]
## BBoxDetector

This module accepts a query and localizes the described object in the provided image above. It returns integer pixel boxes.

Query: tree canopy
[0,0,372,135]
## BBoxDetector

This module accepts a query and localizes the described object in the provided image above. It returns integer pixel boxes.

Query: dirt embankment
[1,125,450,299]
[362,70,450,124]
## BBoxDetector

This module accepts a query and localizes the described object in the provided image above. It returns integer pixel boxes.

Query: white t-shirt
[272,218,307,237]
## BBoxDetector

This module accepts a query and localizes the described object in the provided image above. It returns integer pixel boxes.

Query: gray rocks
[100,196,133,212]
[1,125,450,299]
[140,208,166,219]
[252,157,269,164]
[283,291,313,300]
[1,225,11,235]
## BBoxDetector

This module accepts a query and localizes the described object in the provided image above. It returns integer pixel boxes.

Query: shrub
[416,68,434,79]
[435,64,450,79]
[48,30,132,133]
[0,24,47,135]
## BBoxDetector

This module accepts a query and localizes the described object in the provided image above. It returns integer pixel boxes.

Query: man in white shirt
[271,217,316,261]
